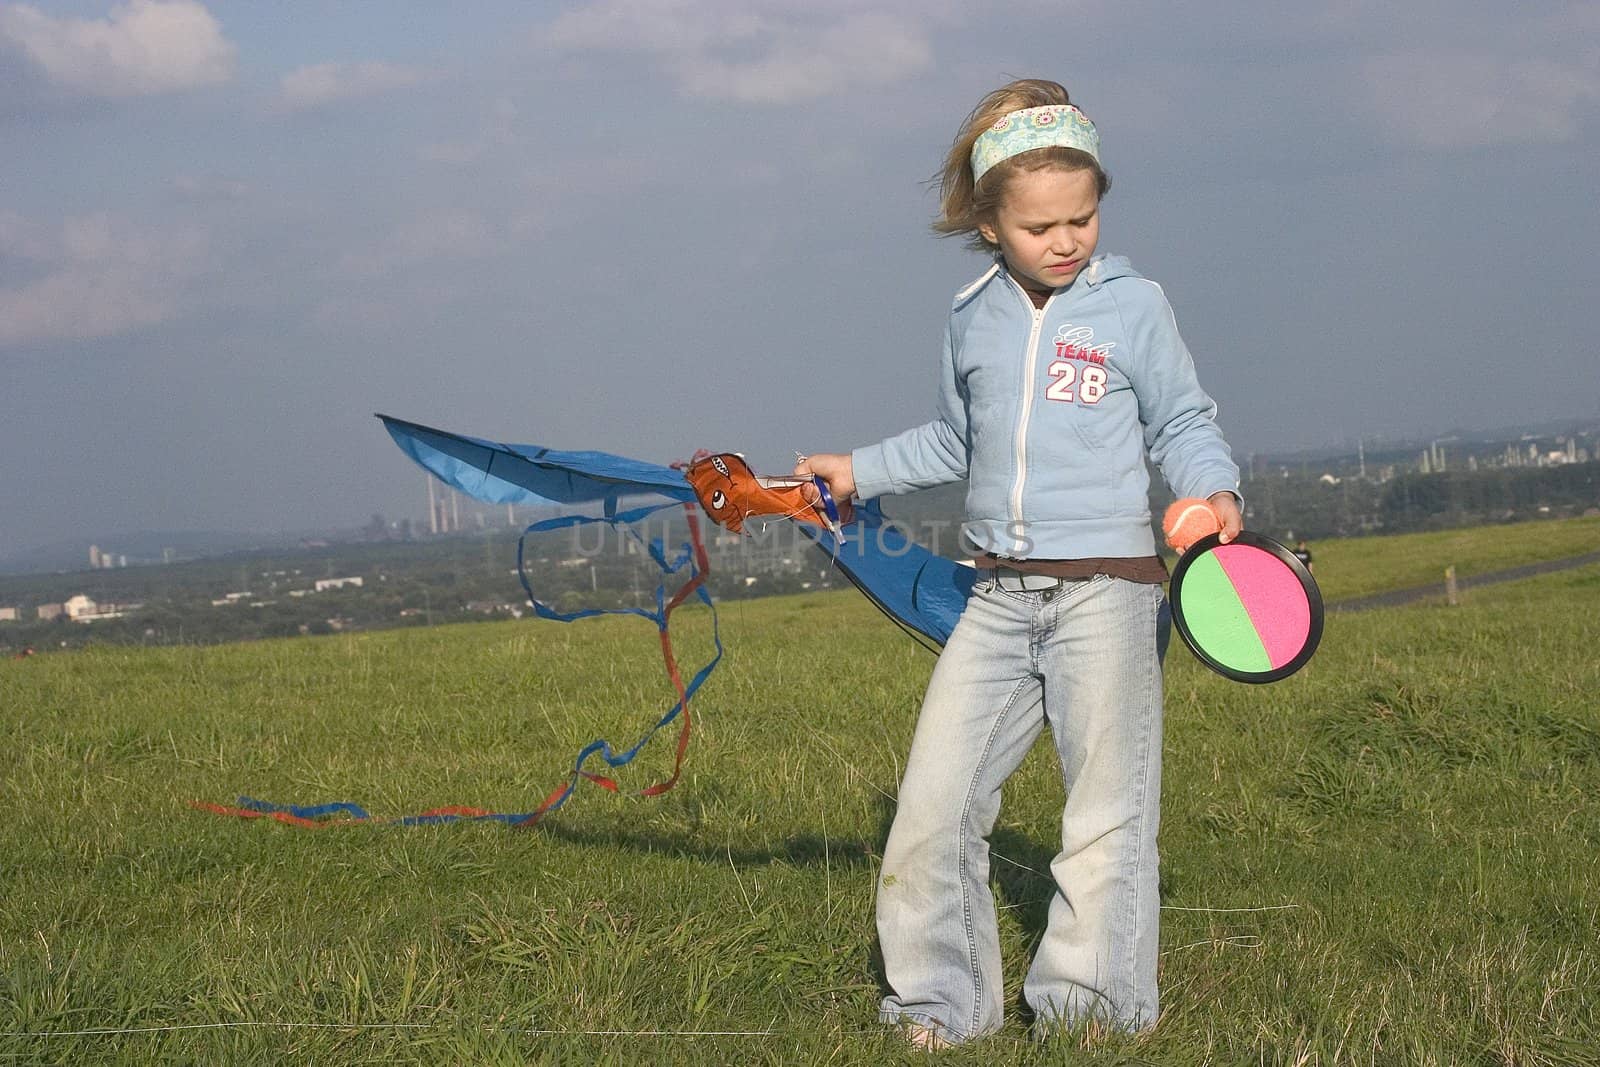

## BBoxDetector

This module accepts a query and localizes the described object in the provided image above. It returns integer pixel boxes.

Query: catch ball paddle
[1162,499,1324,684]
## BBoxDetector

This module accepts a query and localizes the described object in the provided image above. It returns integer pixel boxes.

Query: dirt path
[1329,550,1600,612]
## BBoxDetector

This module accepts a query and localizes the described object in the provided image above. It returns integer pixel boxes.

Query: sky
[2,1,1598,555]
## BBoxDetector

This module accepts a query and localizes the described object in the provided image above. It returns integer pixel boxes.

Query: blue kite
[200,414,974,828]
[379,414,974,647]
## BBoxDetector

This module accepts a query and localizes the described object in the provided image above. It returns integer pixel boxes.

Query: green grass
[1305,513,1600,602]
[2,522,1598,1064]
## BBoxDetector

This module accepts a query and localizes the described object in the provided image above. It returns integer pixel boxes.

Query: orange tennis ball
[1163,497,1222,553]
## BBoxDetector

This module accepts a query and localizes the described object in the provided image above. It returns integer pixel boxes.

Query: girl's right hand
[794,452,856,503]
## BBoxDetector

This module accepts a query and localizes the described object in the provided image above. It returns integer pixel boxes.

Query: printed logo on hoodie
[1046,324,1115,405]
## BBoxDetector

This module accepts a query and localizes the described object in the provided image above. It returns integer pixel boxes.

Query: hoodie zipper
[1008,276,1054,554]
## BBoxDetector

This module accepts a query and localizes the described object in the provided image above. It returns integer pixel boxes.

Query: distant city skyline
[4,414,1592,577]
[3,2,1598,555]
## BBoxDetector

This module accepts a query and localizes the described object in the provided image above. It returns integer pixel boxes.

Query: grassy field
[2,519,1598,1064]
[1305,513,1600,602]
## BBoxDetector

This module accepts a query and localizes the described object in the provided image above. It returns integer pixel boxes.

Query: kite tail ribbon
[197,499,721,829]
[508,502,719,826]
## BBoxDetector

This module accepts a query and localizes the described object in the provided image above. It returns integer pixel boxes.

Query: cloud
[0,0,234,98]
[539,0,938,104]
[1365,49,1600,149]
[332,211,499,279]
[421,97,523,166]
[0,212,207,347]
[1360,4,1600,151]
[277,60,429,113]
[171,173,250,201]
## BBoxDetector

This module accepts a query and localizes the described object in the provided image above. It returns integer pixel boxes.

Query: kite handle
[812,474,845,543]
[812,475,840,525]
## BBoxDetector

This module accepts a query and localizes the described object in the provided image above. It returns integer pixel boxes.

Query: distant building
[464,600,518,615]
[59,594,141,623]
[87,546,125,569]
[74,608,133,622]
[0,606,18,622]
[314,576,364,591]
[37,603,63,621]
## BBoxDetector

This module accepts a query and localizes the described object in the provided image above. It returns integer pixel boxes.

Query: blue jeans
[876,575,1169,1040]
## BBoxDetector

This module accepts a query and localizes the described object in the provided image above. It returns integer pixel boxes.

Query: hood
[956,252,1143,309]
[1079,252,1139,287]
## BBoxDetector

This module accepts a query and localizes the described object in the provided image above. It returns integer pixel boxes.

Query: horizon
[5,409,1594,576]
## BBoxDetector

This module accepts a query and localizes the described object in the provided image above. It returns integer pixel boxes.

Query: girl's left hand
[794,452,856,502]
[1208,491,1243,544]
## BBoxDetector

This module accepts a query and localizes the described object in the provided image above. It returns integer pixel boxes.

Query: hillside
[2,522,1597,1062]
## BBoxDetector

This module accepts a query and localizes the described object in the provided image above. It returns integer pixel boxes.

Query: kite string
[795,722,1301,924]
[0,1021,789,1039]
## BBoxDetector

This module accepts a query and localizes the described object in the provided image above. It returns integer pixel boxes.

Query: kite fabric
[378,415,974,646]
[381,413,697,509]
[199,414,973,829]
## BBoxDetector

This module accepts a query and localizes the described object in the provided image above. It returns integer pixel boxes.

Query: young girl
[798,79,1242,1045]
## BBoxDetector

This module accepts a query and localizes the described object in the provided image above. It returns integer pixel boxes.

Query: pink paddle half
[1212,542,1312,669]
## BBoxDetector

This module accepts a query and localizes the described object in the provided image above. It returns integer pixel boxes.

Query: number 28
[1046,361,1107,404]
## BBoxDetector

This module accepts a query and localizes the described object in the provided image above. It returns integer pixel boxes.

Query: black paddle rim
[1168,530,1324,684]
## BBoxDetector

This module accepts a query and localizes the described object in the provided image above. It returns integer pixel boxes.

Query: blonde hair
[935,79,1111,252]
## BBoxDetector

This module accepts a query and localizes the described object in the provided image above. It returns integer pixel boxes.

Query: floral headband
[970,104,1101,185]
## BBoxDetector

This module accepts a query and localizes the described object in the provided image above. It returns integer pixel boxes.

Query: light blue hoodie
[851,253,1240,559]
